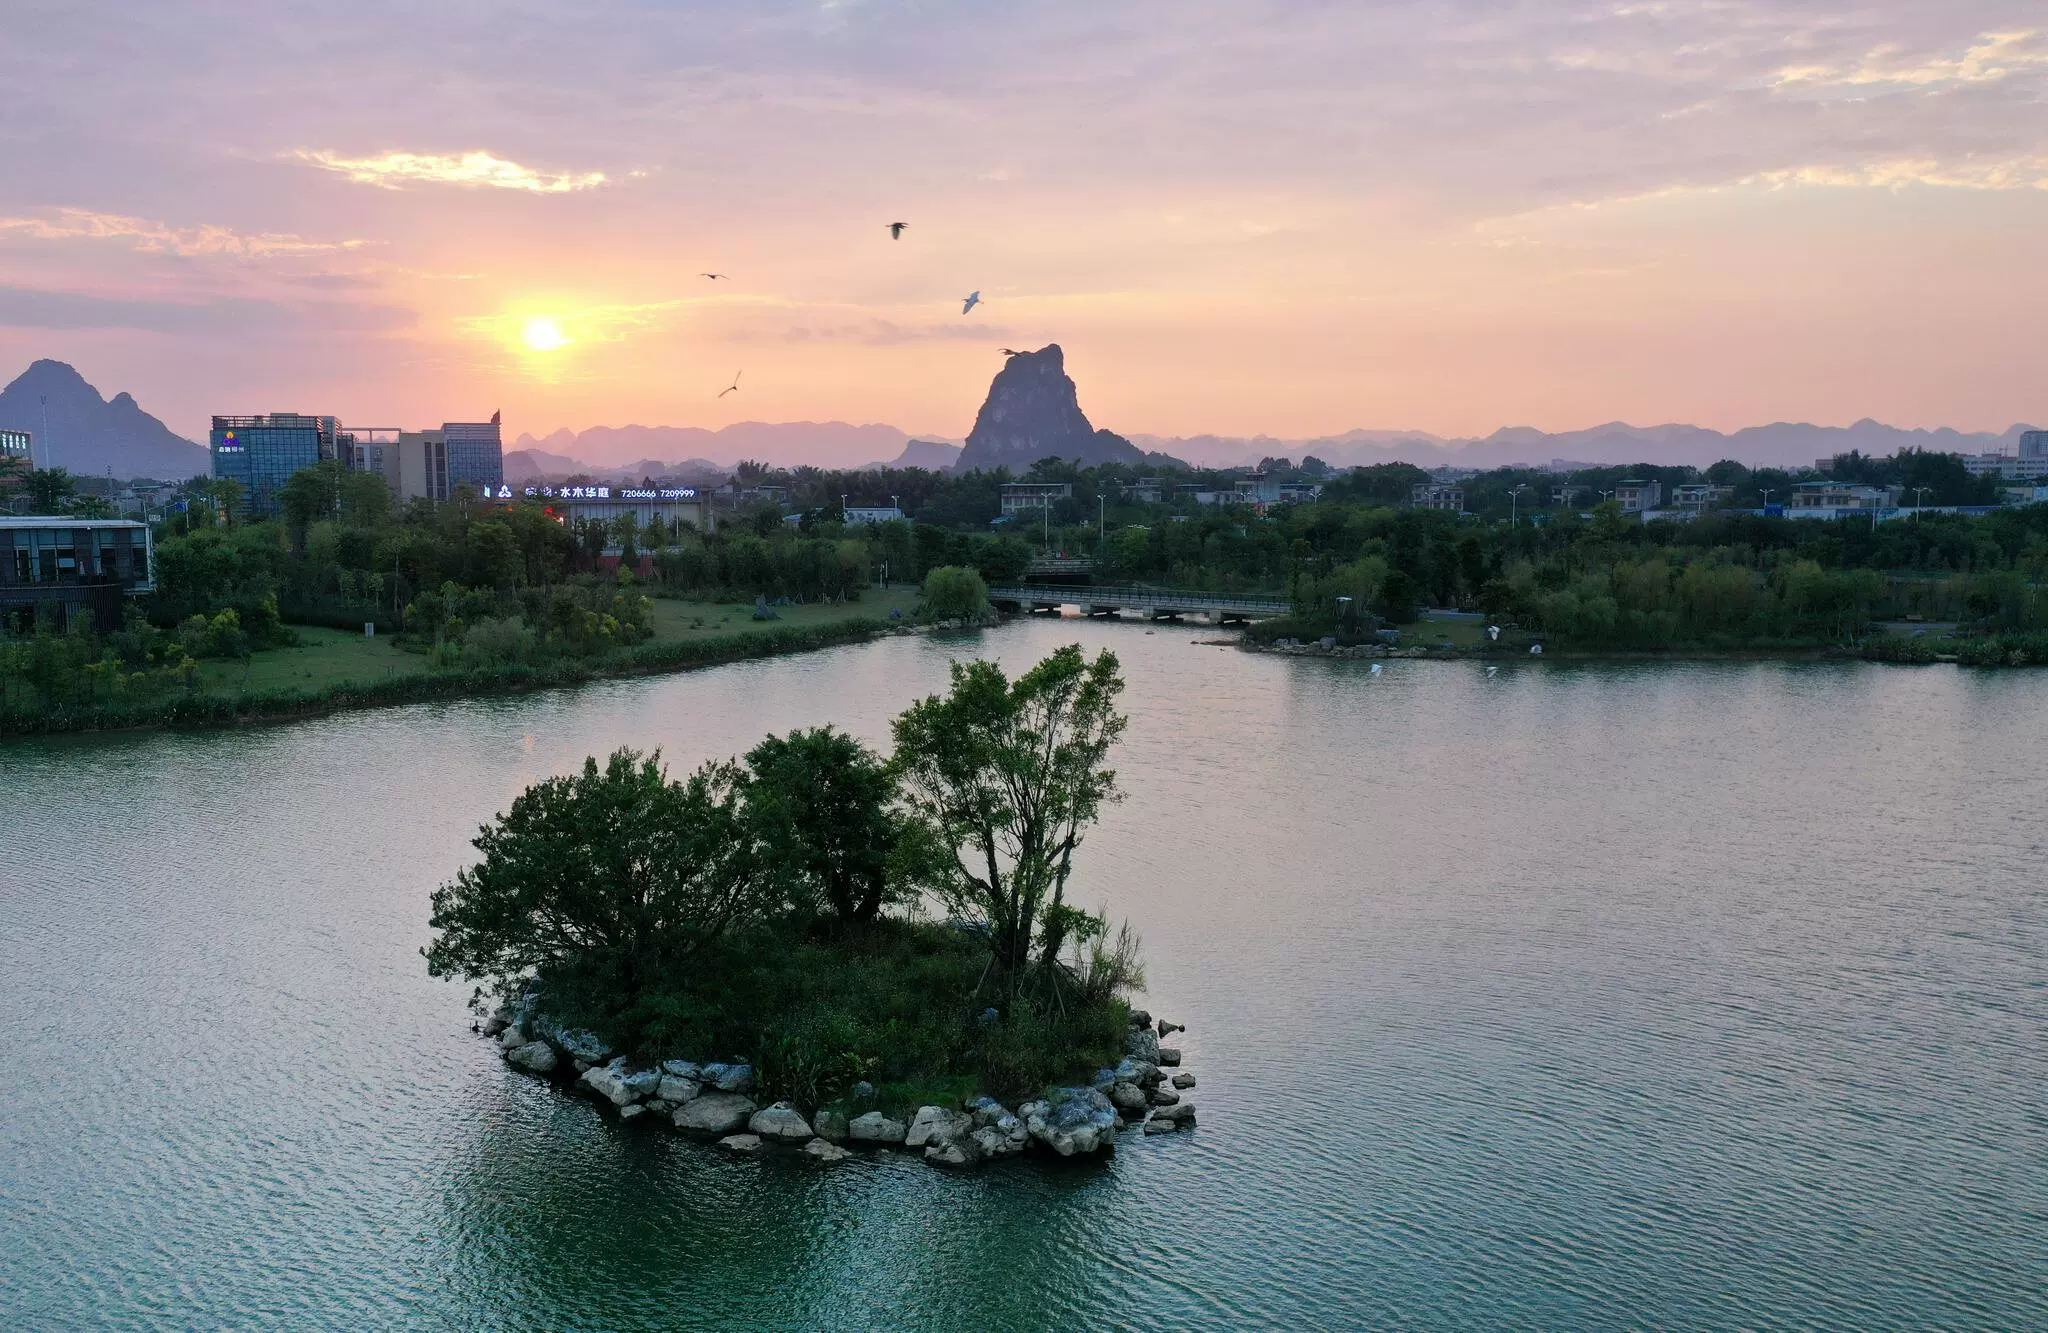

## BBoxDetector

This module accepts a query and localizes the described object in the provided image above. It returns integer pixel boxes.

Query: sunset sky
[3,1,2044,449]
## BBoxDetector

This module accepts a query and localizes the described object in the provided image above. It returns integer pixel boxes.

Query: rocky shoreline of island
[486,997,1197,1168]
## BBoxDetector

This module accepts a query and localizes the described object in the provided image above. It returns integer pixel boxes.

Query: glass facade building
[211,414,336,516]
[442,414,504,497]
[0,517,154,627]
[0,428,29,462]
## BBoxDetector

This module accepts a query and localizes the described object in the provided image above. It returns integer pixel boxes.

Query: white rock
[505,1040,557,1074]
[673,1092,758,1135]
[660,1060,701,1081]
[905,1105,972,1148]
[1109,1081,1149,1112]
[498,1025,528,1051]
[1158,1047,1182,1067]
[924,1135,983,1168]
[718,1133,763,1152]
[618,1103,646,1122]
[579,1062,640,1107]
[804,1138,852,1163]
[847,1111,907,1144]
[656,1076,701,1104]
[748,1103,815,1143]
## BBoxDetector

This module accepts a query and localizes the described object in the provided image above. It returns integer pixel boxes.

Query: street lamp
[1912,486,1932,518]
[1510,483,1528,526]
[1760,488,1775,511]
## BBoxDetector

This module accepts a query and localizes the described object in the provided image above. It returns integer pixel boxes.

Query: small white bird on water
[1370,663,1383,676]
[1486,664,1499,677]
[961,290,981,315]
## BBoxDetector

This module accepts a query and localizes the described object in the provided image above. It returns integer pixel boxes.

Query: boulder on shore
[749,1103,815,1143]
[1157,1019,1185,1039]
[804,1137,852,1163]
[1109,1081,1149,1113]
[660,1059,701,1081]
[925,1135,983,1168]
[534,1018,611,1064]
[1172,1072,1196,1089]
[673,1092,758,1135]
[505,1040,557,1075]
[657,1075,702,1105]
[1157,1047,1182,1067]
[718,1133,763,1152]
[579,1061,640,1107]
[1125,1028,1162,1064]
[497,1025,528,1051]
[906,1106,973,1148]
[1027,1088,1119,1156]
[1149,1102,1195,1125]
[618,1103,647,1122]
[699,1062,755,1094]
[847,1111,907,1144]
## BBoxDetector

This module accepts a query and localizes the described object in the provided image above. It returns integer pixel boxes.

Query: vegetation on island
[424,645,1143,1110]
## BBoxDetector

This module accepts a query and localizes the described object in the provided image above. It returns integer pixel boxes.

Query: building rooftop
[0,516,148,530]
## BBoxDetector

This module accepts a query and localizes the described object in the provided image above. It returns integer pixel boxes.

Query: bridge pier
[1087,605,1121,618]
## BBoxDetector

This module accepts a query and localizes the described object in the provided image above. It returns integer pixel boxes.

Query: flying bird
[701,272,727,280]
[718,370,742,398]
[1370,663,1383,676]
[887,222,908,239]
[1485,664,1499,677]
[961,291,982,315]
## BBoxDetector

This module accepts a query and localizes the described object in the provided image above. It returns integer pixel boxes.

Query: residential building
[1234,471,1322,506]
[2024,430,2048,458]
[1669,484,1736,511]
[1124,478,1166,504]
[211,413,339,516]
[0,516,154,624]
[1410,482,1464,511]
[1613,480,1663,513]
[1551,483,1588,506]
[1000,482,1072,515]
[1,428,29,463]
[843,505,906,526]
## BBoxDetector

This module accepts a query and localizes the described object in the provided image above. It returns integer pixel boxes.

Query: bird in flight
[961,291,982,315]
[999,347,1025,356]
[718,370,742,398]
[887,222,908,239]
[701,272,727,280]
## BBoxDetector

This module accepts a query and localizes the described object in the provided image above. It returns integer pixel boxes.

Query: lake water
[3,621,2044,1330]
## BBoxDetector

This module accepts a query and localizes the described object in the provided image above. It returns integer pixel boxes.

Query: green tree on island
[892,644,1127,990]
[743,726,900,924]
[425,749,768,1002]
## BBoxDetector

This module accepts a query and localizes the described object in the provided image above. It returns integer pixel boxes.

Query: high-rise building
[211,414,338,515]
[442,413,504,495]
[2021,430,2048,460]
[0,428,29,463]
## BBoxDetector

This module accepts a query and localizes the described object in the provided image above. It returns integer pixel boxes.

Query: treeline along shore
[11,445,2048,734]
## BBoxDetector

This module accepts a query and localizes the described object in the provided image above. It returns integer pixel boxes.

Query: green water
[3,621,2044,1328]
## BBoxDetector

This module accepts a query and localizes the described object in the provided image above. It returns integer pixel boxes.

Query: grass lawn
[1402,617,1486,648]
[191,588,923,699]
[643,587,919,640]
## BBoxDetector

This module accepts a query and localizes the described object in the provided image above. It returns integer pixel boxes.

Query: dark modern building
[0,516,154,626]
[210,413,339,516]
[0,428,29,463]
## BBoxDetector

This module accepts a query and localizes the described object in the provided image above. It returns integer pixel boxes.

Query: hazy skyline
[3,1,2044,445]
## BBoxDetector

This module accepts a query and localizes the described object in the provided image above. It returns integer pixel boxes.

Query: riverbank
[0,593,922,736]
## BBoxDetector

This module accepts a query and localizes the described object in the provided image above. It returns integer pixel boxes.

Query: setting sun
[521,316,570,352]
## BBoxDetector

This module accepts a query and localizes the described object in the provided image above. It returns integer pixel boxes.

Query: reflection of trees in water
[422,1074,1128,1328]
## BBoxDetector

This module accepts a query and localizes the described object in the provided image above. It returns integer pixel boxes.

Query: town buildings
[1410,482,1464,511]
[1000,483,1072,515]
[214,412,505,514]
[520,482,714,532]
[842,505,906,526]
[1613,480,1663,513]
[1,428,29,464]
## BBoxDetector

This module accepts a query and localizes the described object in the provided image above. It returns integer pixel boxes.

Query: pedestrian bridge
[987,584,1291,622]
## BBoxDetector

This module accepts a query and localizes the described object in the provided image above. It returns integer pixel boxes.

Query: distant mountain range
[510,421,942,473]
[1133,420,2043,472]
[0,360,208,480]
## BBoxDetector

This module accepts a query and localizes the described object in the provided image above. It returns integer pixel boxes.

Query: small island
[428,644,1196,1165]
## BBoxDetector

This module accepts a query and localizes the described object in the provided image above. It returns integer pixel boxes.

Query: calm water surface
[3,622,2044,1329]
